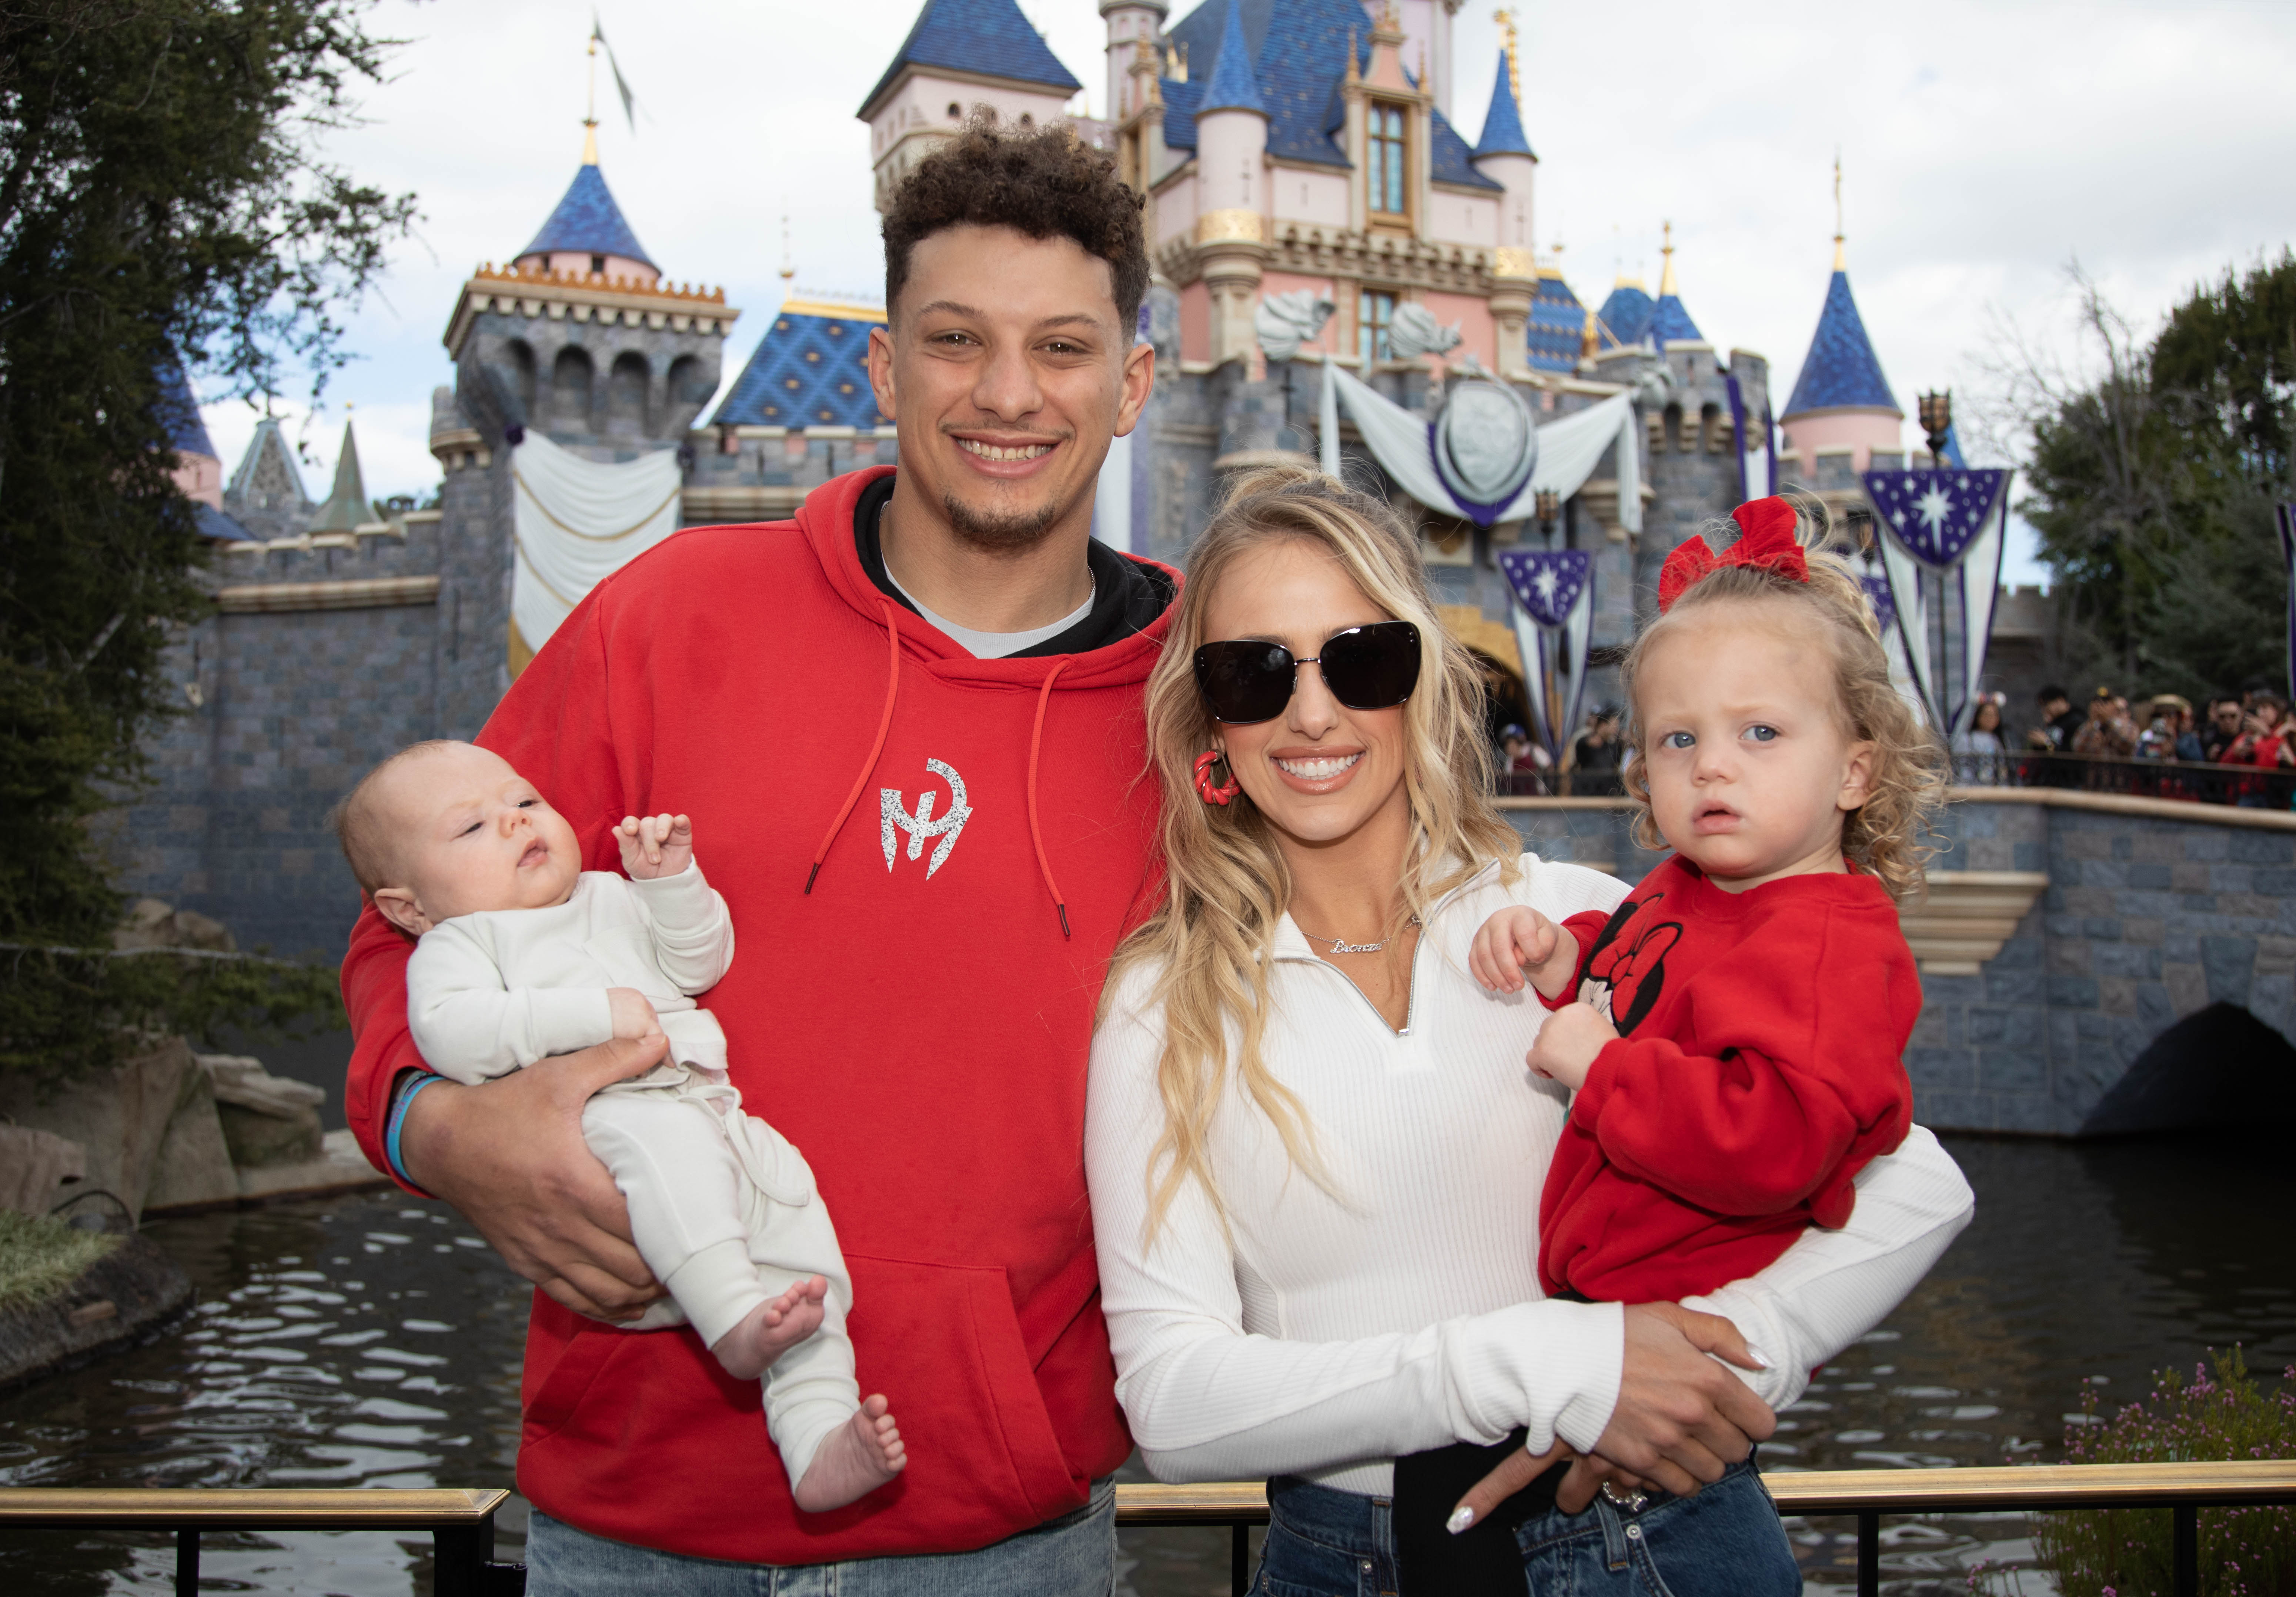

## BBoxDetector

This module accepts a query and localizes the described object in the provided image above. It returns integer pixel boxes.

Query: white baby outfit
[405,866,859,1489]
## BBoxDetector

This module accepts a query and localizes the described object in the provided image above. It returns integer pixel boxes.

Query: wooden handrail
[0,1487,508,1527]
[1112,1460,2296,1524]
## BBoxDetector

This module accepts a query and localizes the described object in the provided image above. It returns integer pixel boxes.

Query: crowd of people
[1495,708,1627,797]
[1493,679,2295,808]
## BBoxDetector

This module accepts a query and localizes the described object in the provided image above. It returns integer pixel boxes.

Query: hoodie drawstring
[805,602,903,895]
[1026,658,1072,939]
[805,599,1072,940]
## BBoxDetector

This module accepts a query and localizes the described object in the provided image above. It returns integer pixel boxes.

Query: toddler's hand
[1470,906,1573,998]
[1526,1001,1617,1091]
[617,813,694,880]
[606,987,661,1041]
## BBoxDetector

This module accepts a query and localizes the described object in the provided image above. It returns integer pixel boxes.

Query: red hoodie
[1537,857,1917,1305]
[342,467,1173,1563]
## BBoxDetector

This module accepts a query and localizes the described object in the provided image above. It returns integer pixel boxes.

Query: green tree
[1985,260,2294,702]
[0,0,414,1086]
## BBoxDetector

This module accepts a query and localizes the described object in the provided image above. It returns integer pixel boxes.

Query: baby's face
[373,744,582,930]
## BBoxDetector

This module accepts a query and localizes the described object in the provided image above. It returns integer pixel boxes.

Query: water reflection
[0,1134,2289,1595]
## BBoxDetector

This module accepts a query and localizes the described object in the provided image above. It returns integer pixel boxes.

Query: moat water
[3,1132,2292,1596]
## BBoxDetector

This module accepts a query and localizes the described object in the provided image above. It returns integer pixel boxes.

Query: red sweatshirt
[342,467,1173,1563]
[1537,857,1917,1304]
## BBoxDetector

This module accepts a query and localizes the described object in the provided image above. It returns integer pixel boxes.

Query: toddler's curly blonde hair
[1618,492,1946,901]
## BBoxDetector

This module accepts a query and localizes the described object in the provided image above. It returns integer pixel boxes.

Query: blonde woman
[1084,468,1974,1594]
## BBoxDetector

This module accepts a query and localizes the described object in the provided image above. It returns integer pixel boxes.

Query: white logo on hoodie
[881,757,972,878]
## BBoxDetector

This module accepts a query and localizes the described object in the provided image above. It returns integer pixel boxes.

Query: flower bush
[2035,1348,2296,1597]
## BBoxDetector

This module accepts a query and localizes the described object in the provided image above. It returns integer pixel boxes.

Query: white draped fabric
[511,431,684,655]
[1319,359,1642,533]
[1954,509,2007,736]
[1876,531,1935,730]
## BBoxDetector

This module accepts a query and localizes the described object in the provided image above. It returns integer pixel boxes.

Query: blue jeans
[1254,1457,1797,1596]
[525,1476,1116,1596]
[1514,1457,1799,1596]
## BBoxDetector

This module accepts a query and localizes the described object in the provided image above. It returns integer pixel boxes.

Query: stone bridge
[1498,789,2296,1136]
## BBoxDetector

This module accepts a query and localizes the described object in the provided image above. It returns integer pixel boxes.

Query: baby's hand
[1470,906,1574,999]
[1526,1001,1617,1091]
[607,987,661,1041]
[617,813,694,880]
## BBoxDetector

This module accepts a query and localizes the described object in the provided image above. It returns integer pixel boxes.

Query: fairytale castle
[121,0,1932,963]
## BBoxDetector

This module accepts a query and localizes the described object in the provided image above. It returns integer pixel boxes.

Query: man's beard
[942,489,1065,553]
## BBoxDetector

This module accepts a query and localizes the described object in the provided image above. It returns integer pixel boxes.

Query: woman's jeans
[1255,1455,1798,1596]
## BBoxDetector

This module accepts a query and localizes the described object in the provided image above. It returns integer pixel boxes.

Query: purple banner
[1861,468,2013,569]
[1498,548,1592,630]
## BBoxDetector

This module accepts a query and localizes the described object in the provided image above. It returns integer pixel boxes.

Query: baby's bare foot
[794,1395,906,1513]
[709,1276,828,1382]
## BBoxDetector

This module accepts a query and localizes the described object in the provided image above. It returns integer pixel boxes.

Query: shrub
[2034,1348,2296,1597]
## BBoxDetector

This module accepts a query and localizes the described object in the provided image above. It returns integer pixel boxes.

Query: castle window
[1019,113,1033,128]
[590,254,605,275]
[1367,103,1408,219]
[1358,291,1396,365]
[947,102,961,120]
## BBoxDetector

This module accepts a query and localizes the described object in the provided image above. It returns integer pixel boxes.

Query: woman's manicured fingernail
[1446,1506,1476,1534]
[1747,1345,1775,1369]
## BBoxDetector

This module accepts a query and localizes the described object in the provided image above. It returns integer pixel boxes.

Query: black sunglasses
[1193,621,1423,724]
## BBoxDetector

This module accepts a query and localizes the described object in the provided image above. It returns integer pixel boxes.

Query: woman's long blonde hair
[1618,491,1946,900]
[1105,465,1523,1242]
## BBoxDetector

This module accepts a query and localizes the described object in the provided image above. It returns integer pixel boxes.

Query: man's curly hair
[883,116,1149,333]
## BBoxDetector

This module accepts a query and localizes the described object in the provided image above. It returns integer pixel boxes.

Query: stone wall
[1498,791,2296,1137]
[1919,793,2296,1135]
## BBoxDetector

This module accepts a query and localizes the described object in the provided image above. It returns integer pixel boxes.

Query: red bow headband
[1656,497,1810,613]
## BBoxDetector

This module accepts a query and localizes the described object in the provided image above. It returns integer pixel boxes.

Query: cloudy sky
[194,0,2296,586]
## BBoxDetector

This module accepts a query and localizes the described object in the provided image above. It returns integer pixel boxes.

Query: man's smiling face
[868,223,1151,553]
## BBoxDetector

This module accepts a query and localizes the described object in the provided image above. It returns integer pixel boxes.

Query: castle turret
[513,143,658,286]
[1193,0,1269,367]
[859,0,1084,213]
[1778,233,1902,484]
[307,418,370,534]
[1470,45,1536,377]
[1648,225,1703,346]
[156,353,223,512]
[1598,274,1653,348]
[1101,0,1167,123]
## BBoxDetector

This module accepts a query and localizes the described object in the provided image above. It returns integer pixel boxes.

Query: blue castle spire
[520,159,656,272]
[1472,49,1533,159]
[1782,265,1901,417]
[859,0,1081,116]
[1598,279,1654,347]
[1197,0,1266,114]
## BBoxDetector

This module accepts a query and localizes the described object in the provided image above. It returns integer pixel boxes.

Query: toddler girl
[335,739,905,1513]
[1451,495,1945,1591]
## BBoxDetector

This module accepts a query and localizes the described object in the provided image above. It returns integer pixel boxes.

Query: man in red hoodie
[343,124,1784,1592]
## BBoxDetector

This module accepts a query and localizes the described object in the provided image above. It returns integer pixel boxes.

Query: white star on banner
[1915,485,1953,536]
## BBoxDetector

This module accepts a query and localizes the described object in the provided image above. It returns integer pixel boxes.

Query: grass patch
[0,1209,120,1315]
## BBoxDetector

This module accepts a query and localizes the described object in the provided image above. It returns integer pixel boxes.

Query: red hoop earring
[1193,749,1241,806]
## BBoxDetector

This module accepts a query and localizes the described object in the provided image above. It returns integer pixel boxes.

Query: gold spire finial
[1832,149,1845,270]
[582,29,600,165]
[1658,220,1677,297]
[1494,9,1520,107]
[778,212,795,282]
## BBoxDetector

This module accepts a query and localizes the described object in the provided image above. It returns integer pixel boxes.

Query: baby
[334,739,903,1513]
[1440,496,1942,1589]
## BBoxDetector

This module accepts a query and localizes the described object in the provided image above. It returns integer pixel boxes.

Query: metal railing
[6,1464,2292,1596]
[1495,752,2296,808]
[0,1487,518,1597]
[1120,1462,2296,1596]
[1954,750,2296,807]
